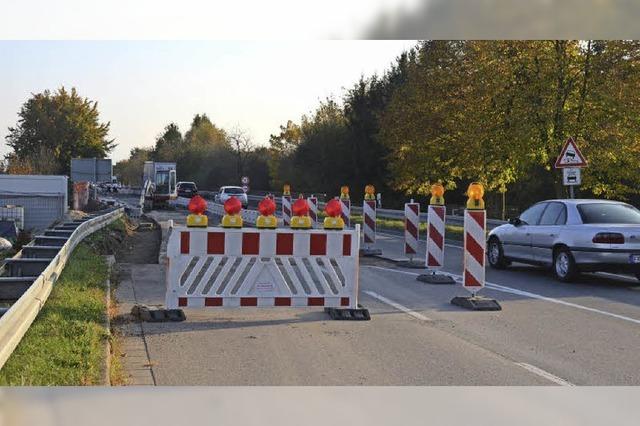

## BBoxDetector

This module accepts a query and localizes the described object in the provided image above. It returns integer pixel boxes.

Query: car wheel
[553,248,578,282]
[487,237,509,269]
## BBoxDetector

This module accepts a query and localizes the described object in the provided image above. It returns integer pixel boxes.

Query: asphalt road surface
[112,193,640,385]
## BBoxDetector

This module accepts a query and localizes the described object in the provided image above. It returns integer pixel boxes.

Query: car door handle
[549,234,556,237]
[525,233,530,236]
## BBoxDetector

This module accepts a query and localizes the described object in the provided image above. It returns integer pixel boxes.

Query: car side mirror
[509,217,522,226]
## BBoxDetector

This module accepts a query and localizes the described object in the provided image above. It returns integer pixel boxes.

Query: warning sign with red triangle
[555,137,587,168]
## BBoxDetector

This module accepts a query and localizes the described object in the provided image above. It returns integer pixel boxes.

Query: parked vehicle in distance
[215,186,248,208]
[177,181,198,198]
[488,199,640,282]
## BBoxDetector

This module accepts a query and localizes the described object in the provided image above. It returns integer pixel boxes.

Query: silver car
[215,186,248,208]
[487,199,640,282]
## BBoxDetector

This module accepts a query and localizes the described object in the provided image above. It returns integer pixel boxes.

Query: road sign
[241,176,250,185]
[555,137,587,168]
[242,185,249,193]
[563,168,581,186]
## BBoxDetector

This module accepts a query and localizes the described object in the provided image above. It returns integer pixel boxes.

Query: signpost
[555,137,587,199]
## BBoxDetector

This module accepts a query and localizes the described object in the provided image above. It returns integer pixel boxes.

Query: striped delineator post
[404,201,420,261]
[340,198,351,228]
[282,195,292,227]
[463,209,486,293]
[307,196,318,227]
[363,200,376,246]
[451,182,501,310]
[426,205,446,269]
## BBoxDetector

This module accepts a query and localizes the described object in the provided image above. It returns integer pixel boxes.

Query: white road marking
[363,290,431,321]
[515,362,574,386]
[363,265,640,326]
[362,266,576,386]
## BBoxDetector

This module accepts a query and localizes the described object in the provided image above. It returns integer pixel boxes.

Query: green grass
[348,214,465,240]
[0,242,110,385]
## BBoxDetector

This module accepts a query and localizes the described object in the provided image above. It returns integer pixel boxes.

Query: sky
[0,41,415,163]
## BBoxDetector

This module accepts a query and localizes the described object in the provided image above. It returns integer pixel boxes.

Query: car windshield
[180,183,196,190]
[225,187,244,194]
[577,203,640,224]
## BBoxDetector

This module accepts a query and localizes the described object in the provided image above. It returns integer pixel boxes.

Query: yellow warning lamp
[256,196,277,229]
[323,198,345,230]
[186,195,208,227]
[429,183,445,206]
[221,196,243,228]
[364,184,376,201]
[340,185,350,200]
[290,195,312,229]
[466,182,485,210]
[283,184,291,196]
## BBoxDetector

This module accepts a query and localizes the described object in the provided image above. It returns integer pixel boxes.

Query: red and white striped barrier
[363,200,376,246]
[307,196,318,227]
[404,201,420,258]
[426,205,446,269]
[282,195,292,227]
[339,198,350,228]
[165,225,361,310]
[463,209,486,292]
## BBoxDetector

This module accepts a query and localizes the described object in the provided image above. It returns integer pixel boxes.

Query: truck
[142,161,177,209]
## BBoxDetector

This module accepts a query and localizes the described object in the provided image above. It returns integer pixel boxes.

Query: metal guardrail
[243,194,507,230]
[0,206,124,370]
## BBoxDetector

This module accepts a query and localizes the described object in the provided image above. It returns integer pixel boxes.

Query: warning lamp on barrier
[323,198,345,230]
[221,196,243,228]
[466,182,485,210]
[256,196,277,229]
[283,184,291,196]
[430,183,445,206]
[364,184,376,200]
[186,195,208,227]
[291,195,312,229]
[340,185,350,200]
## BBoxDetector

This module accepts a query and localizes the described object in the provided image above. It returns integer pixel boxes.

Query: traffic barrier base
[451,296,501,311]
[325,306,371,320]
[359,247,382,257]
[417,272,455,284]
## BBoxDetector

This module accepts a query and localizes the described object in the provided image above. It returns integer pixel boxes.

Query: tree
[113,147,152,186]
[153,123,183,161]
[5,87,115,175]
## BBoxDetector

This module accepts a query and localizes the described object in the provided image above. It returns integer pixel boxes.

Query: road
[112,193,640,385]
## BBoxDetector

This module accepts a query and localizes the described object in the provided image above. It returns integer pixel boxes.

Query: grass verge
[0,219,127,385]
[348,214,465,240]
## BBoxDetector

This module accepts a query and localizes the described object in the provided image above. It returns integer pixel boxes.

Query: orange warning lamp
[291,196,312,229]
[430,183,445,206]
[186,195,208,227]
[466,182,485,210]
[222,196,243,228]
[257,196,277,229]
[323,198,344,230]
[364,184,376,200]
[283,184,291,196]
[340,185,350,200]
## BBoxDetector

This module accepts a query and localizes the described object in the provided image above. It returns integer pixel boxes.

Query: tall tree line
[269,40,640,213]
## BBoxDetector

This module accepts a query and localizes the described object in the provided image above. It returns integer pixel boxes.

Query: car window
[556,206,567,225]
[225,187,244,194]
[519,203,548,226]
[539,202,565,225]
[577,203,640,224]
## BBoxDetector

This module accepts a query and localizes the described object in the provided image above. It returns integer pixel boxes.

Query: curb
[103,255,116,386]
